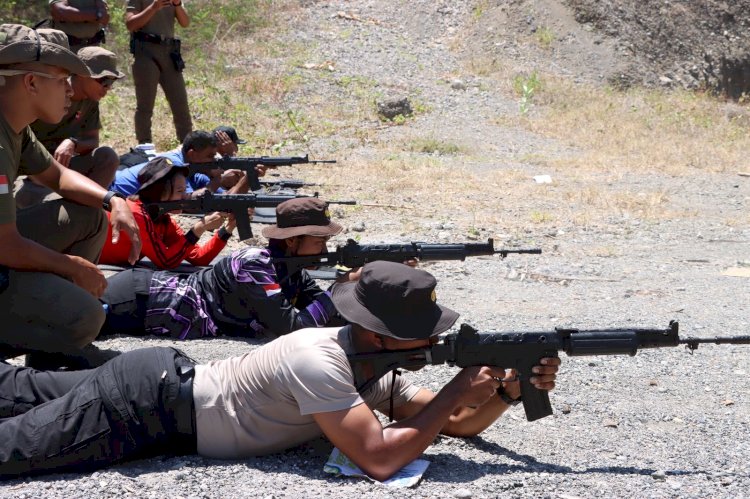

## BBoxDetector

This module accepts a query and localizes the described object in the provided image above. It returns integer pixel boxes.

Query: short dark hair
[181,130,217,158]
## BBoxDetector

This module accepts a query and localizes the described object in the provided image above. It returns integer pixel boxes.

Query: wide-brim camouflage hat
[0,24,90,76]
[77,46,125,79]
[261,197,343,239]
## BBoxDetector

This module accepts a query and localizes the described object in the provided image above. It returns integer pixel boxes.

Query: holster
[169,39,185,72]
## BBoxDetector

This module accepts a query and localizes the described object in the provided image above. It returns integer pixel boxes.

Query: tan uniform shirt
[192,326,421,459]
[49,0,105,40]
[31,99,100,154]
[0,114,52,224]
[126,0,176,38]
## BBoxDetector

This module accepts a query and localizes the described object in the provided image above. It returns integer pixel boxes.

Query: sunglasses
[94,77,117,89]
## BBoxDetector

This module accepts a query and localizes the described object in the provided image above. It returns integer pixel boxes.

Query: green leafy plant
[513,71,542,115]
[535,26,555,49]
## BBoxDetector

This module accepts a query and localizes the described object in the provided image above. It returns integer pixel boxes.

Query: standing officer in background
[16,46,125,209]
[48,0,110,53]
[126,0,192,144]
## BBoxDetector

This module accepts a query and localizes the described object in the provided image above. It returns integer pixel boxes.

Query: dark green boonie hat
[0,24,90,76]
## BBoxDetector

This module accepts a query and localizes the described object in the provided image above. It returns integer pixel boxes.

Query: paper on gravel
[323,447,430,487]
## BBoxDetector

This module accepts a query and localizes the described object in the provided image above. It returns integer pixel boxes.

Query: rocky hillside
[463,0,750,97]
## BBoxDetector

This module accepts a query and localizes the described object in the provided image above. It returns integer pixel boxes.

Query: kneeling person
[15,46,125,208]
[0,25,140,369]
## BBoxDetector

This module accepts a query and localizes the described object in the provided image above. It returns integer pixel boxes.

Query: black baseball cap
[212,125,246,144]
[137,157,188,192]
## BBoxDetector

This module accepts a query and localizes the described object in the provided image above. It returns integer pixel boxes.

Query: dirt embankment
[465,0,750,98]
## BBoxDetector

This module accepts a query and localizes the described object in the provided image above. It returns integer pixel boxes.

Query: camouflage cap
[77,46,125,79]
[0,24,90,76]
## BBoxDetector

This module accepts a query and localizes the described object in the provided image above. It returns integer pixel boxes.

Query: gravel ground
[3,1,749,497]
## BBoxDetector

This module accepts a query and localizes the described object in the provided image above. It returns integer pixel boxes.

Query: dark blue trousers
[0,347,195,479]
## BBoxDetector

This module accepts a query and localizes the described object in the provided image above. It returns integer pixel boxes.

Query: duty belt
[132,31,178,46]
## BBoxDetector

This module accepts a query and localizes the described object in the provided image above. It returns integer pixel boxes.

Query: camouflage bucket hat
[0,24,90,76]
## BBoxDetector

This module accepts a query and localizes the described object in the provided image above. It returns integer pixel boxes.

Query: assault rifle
[348,321,750,422]
[260,178,316,190]
[273,238,541,279]
[187,155,335,191]
[147,191,356,240]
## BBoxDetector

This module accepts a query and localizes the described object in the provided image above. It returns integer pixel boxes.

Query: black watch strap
[496,383,522,407]
[102,191,125,211]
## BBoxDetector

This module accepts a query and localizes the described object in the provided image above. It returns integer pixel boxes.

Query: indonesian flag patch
[0,175,8,195]
[262,282,281,297]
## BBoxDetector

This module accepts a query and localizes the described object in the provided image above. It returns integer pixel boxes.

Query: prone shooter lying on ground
[99,199,539,339]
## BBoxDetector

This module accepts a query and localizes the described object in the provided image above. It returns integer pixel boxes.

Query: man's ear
[285,236,300,255]
[23,74,39,95]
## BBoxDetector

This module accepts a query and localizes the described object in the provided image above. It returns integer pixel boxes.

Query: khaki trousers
[0,199,107,360]
[132,42,192,143]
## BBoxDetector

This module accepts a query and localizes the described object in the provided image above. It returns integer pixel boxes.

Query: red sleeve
[136,204,197,269]
[184,231,228,266]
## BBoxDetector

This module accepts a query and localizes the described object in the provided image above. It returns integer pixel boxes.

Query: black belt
[173,364,196,437]
[132,31,178,46]
[67,29,105,47]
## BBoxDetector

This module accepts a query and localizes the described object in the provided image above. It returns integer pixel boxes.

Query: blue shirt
[110,149,224,195]
[110,163,146,196]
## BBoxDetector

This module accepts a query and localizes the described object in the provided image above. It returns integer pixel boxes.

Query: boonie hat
[0,24,89,76]
[331,261,459,340]
[137,157,189,193]
[77,46,125,79]
[213,125,246,144]
[261,198,342,239]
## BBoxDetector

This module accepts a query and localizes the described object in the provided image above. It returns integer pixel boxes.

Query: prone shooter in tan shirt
[0,262,560,480]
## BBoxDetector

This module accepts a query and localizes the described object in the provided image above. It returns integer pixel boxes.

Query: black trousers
[100,268,153,335]
[0,347,195,479]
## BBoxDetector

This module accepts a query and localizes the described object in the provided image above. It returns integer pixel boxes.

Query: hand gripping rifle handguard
[348,321,750,422]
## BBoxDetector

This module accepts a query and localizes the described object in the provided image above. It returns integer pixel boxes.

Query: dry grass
[522,77,750,176]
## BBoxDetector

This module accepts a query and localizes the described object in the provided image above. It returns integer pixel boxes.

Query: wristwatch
[496,383,522,407]
[102,191,125,211]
